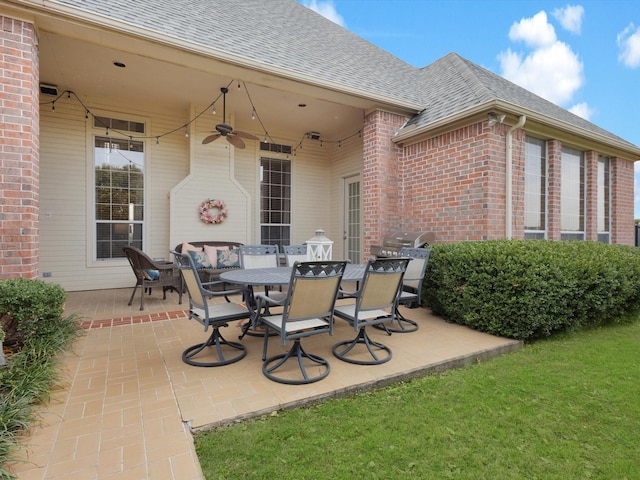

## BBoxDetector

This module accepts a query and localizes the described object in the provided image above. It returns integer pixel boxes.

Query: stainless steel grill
[370,231,435,258]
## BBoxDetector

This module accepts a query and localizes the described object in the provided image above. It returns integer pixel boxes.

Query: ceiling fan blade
[233,131,259,140]
[202,133,221,145]
[227,135,246,149]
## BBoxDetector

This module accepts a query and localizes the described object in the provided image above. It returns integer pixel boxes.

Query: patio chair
[174,251,250,367]
[256,260,348,384]
[239,243,284,302]
[377,247,431,333]
[283,244,307,266]
[123,245,183,310]
[332,257,410,365]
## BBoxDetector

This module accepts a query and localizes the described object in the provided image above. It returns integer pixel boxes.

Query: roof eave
[12,0,420,113]
[394,100,640,160]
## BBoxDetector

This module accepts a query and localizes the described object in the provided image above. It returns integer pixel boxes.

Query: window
[524,137,547,239]
[560,147,585,240]
[597,156,611,243]
[93,117,145,260]
[260,157,291,250]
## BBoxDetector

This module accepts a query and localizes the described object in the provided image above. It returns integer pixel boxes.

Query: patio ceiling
[38,28,379,143]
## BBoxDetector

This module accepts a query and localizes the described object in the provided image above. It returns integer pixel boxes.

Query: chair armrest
[255,292,286,308]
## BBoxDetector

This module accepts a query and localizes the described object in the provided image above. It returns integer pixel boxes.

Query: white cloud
[568,102,593,120]
[299,0,345,27]
[551,5,584,34]
[499,41,583,105]
[509,11,557,48]
[499,10,584,107]
[618,23,640,68]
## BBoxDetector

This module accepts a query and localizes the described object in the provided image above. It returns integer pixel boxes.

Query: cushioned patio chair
[255,260,348,384]
[174,251,251,367]
[123,245,183,310]
[283,244,307,266]
[332,257,410,365]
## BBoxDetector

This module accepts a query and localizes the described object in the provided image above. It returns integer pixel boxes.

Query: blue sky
[298,0,640,216]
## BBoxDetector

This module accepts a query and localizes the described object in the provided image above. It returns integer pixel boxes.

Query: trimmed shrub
[0,278,67,348]
[423,240,640,340]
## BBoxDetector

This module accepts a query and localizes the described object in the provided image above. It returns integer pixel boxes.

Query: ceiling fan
[202,87,259,149]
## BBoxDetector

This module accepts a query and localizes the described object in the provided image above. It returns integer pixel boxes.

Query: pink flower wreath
[198,199,228,224]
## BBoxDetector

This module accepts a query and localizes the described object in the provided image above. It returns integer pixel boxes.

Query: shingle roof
[54,0,422,106]
[50,0,636,149]
[408,53,634,147]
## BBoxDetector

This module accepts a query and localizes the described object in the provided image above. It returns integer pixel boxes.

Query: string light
[41,85,363,152]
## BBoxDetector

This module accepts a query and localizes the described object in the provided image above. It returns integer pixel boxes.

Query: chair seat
[334,304,391,322]
[262,315,330,334]
[192,303,248,323]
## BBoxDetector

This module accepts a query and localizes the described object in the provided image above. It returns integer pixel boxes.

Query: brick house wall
[612,156,634,245]
[399,122,510,243]
[361,110,406,260]
[0,17,39,279]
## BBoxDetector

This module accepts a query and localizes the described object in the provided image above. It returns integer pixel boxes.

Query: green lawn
[196,319,640,479]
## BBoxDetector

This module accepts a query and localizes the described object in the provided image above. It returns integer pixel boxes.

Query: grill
[370,230,435,258]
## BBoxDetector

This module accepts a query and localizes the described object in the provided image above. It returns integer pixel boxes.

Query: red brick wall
[0,17,39,279]
[399,122,508,243]
[612,156,635,246]
[362,110,405,260]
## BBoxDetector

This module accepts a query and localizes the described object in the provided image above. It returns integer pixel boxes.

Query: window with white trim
[93,116,145,260]
[524,136,547,239]
[597,156,611,243]
[260,157,291,251]
[560,147,585,240]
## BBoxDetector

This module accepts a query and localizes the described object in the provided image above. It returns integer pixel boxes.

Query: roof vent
[39,83,58,96]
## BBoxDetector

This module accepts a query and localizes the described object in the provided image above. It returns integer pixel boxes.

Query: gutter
[506,115,526,239]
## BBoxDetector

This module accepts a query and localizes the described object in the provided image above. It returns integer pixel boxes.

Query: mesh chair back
[398,247,431,290]
[174,252,206,309]
[359,258,410,311]
[285,261,347,322]
[283,245,308,267]
[240,245,280,269]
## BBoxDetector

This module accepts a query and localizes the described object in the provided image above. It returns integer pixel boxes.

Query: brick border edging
[80,309,189,329]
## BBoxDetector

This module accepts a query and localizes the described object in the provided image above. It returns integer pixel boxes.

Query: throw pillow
[217,248,240,268]
[181,241,202,253]
[189,250,211,269]
[143,269,160,280]
[204,244,228,267]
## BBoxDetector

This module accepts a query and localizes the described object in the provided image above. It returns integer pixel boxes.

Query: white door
[343,174,361,262]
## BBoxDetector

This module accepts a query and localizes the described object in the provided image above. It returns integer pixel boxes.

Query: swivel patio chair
[174,251,250,367]
[332,257,410,365]
[283,244,307,266]
[375,247,431,333]
[256,260,347,384]
[123,245,183,310]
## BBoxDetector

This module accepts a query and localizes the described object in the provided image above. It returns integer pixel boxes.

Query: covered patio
[10,288,521,479]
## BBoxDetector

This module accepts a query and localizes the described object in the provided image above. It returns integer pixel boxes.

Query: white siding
[39,98,365,291]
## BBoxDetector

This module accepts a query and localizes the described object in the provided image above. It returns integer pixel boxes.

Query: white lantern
[306,228,333,261]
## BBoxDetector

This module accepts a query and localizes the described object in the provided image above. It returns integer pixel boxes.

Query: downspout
[506,115,526,239]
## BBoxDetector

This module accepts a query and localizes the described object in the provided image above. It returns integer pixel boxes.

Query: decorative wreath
[199,199,228,224]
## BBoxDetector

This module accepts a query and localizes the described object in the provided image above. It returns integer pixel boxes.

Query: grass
[196,317,640,479]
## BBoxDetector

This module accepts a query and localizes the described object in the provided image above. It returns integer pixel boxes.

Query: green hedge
[0,278,80,478]
[422,240,640,340]
[0,278,67,345]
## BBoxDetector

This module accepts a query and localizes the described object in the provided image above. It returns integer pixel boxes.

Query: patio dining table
[220,263,365,337]
[219,263,365,287]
